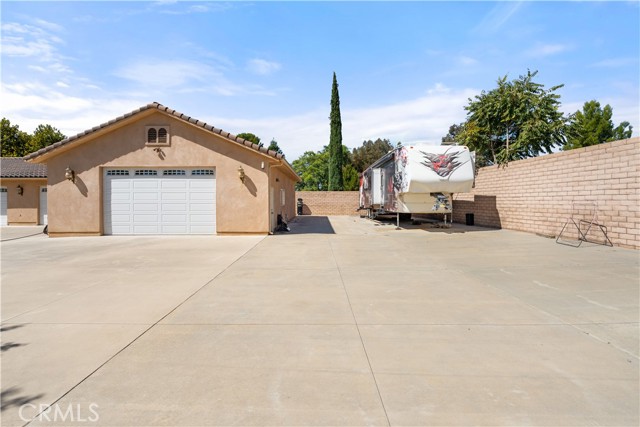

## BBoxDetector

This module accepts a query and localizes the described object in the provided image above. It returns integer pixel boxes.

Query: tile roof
[0,157,47,178]
[24,102,287,162]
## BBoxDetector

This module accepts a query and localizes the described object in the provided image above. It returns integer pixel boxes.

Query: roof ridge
[24,102,286,161]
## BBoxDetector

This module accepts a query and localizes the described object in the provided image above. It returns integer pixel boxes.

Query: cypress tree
[328,72,344,190]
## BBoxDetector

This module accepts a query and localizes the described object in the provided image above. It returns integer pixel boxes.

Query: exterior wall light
[65,167,75,182]
[238,166,245,183]
[17,185,23,196]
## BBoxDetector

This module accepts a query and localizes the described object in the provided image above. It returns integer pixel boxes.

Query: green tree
[351,138,394,172]
[292,148,329,191]
[1,118,32,157]
[458,70,567,165]
[342,163,359,191]
[29,124,65,152]
[441,123,465,145]
[564,100,633,150]
[328,72,344,190]
[267,138,284,156]
[236,132,262,147]
[292,145,358,191]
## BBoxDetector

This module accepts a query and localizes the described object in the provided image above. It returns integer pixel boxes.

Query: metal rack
[556,201,613,247]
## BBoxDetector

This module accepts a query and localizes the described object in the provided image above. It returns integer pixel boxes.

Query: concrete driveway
[1,217,638,426]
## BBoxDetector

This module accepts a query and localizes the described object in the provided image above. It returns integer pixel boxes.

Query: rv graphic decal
[432,193,451,211]
[420,148,469,178]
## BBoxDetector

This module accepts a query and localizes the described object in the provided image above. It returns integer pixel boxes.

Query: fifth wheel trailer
[359,144,475,222]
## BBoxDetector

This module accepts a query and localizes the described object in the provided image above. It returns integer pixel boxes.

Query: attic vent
[158,128,168,144]
[147,128,157,143]
[145,126,170,146]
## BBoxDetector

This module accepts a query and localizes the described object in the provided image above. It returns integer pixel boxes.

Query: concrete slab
[162,268,354,325]
[1,235,263,426]
[0,226,46,242]
[2,216,638,426]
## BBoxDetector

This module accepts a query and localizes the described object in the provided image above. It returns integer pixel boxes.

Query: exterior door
[0,187,7,226]
[39,186,47,225]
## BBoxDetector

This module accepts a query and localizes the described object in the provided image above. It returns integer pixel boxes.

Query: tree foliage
[292,145,358,191]
[441,123,464,145]
[1,118,65,157]
[267,138,284,155]
[236,132,262,147]
[351,138,394,172]
[30,124,66,152]
[328,72,344,190]
[458,70,567,165]
[563,100,633,150]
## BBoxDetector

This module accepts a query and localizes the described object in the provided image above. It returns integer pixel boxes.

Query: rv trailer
[359,144,475,223]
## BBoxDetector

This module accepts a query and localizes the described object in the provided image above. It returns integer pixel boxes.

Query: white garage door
[104,168,216,235]
[39,187,47,225]
[0,187,7,226]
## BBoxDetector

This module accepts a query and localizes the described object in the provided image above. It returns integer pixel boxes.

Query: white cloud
[473,2,524,34]
[525,43,571,58]
[114,58,279,96]
[1,20,71,76]
[206,84,477,160]
[457,55,478,66]
[114,60,220,88]
[590,57,638,68]
[247,59,282,76]
[0,81,144,135]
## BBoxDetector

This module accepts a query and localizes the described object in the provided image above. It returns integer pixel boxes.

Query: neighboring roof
[0,157,47,178]
[23,101,299,182]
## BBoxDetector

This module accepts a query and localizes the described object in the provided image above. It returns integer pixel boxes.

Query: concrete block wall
[453,137,639,249]
[295,191,360,216]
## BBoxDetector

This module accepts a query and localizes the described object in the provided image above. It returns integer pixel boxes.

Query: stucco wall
[295,191,360,215]
[453,137,639,249]
[44,111,295,236]
[0,178,46,225]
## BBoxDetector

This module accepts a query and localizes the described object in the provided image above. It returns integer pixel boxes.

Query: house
[0,158,48,226]
[23,102,300,236]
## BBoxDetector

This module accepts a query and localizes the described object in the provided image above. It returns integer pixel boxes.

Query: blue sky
[2,1,638,160]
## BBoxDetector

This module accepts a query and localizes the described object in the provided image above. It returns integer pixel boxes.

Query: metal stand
[396,212,400,230]
[556,201,613,247]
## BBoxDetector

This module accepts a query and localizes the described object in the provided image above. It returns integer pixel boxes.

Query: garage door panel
[110,203,132,213]
[190,224,216,234]
[190,192,215,201]
[161,225,188,234]
[104,168,216,235]
[110,225,132,234]
[109,193,132,202]
[162,180,188,189]
[190,213,215,222]
[133,225,160,234]
[133,193,159,201]
[161,203,188,212]
[190,203,215,211]
[162,213,188,221]
[162,192,187,201]
[133,203,159,212]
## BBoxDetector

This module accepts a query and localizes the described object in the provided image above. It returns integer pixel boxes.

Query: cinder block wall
[453,137,639,249]
[295,191,360,215]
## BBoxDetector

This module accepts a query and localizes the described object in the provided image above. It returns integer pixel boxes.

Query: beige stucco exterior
[31,109,298,236]
[0,178,47,225]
